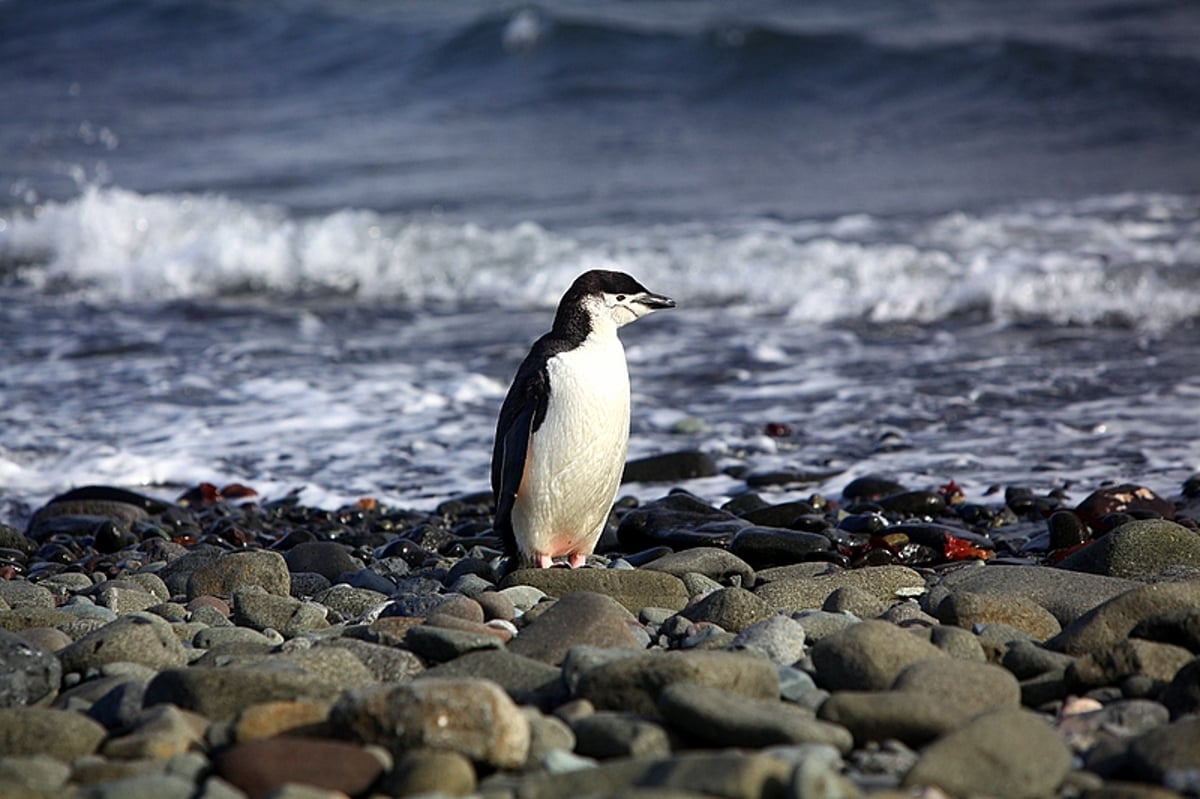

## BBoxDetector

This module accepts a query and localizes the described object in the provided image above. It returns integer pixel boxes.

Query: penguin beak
[635,292,675,311]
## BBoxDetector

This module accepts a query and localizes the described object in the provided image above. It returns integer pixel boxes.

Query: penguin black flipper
[491,342,555,557]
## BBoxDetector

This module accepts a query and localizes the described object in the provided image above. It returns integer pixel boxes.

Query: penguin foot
[536,553,555,569]
[568,552,587,568]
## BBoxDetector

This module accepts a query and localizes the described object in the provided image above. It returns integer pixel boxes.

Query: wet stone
[728,526,832,568]
[509,591,641,665]
[677,586,773,633]
[809,620,946,692]
[643,547,756,587]
[0,628,62,707]
[657,682,853,752]
[282,540,361,581]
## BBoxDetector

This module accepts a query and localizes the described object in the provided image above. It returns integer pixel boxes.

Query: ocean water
[2,0,1199,525]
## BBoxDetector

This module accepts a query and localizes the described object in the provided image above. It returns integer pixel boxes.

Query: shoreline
[1,467,1199,797]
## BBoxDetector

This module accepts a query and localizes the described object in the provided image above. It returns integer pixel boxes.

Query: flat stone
[0,628,61,707]
[902,708,1072,798]
[509,591,641,665]
[216,735,385,797]
[403,624,502,661]
[1058,519,1200,579]
[502,568,689,614]
[0,754,70,794]
[58,614,189,673]
[233,700,333,741]
[91,584,161,615]
[892,658,1021,715]
[642,547,756,587]
[818,691,968,747]
[186,549,292,600]
[232,586,330,637]
[657,682,853,752]
[728,614,807,665]
[0,581,54,609]
[1047,582,1200,657]
[427,652,566,705]
[1068,639,1195,689]
[938,564,1140,625]
[572,711,672,759]
[102,704,208,759]
[727,526,832,568]
[318,638,425,683]
[0,707,106,761]
[144,667,347,722]
[822,585,888,618]
[755,566,925,613]
[283,541,361,581]
[936,590,1062,641]
[381,748,477,797]
[809,620,946,691]
[0,607,83,632]
[575,650,779,717]
[330,677,530,768]
[1127,717,1200,783]
[678,587,773,633]
[311,585,389,618]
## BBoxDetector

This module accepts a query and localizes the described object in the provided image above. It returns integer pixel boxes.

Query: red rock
[215,736,384,797]
[1075,484,1175,530]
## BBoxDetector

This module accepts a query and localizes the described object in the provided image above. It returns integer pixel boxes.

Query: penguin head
[558,270,676,332]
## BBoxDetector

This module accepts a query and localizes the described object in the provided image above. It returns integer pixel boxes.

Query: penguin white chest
[514,333,631,558]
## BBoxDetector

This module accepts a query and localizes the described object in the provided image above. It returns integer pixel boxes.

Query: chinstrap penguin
[492,270,675,568]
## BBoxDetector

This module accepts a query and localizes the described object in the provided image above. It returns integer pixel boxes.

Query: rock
[0,707,107,760]
[330,677,530,768]
[616,493,749,551]
[318,639,425,683]
[728,526,832,567]
[1129,608,1200,653]
[637,750,795,798]
[424,649,566,709]
[819,690,968,747]
[311,585,389,618]
[678,587,772,633]
[403,624,502,661]
[102,704,208,759]
[1068,639,1195,690]
[187,549,292,600]
[215,736,386,797]
[892,658,1021,714]
[822,586,887,618]
[657,682,853,752]
[0,581,54,609]
[575,650,779,717]
[0,607,77,632]
[503,568,689,614]
[0,754,71,795]
[738,501,821,529]
[1057,519,1200,579]
[0,628,61,707]
[144,667,347,722]
[622,451,718,483]
[902,708,1073,798]
[1047,582,1200,657]
[643,547,756,587]
[1160,658,1200,719]
[938,564,1142,625]
[381,748,477,797]
[809,620,946,691]
[878,491,947,517]
[572,711,672,759]
[509,591,642,665]
[936,590,1062,640]
[729,614,807,665]
[476,591,516,622]
[1127,717,1200,786]
[232,585,330,636]
[755,566,925,613]
[282,541,361,581]
[58,614,189,673]
[843,475,909,502]
[233,700,333,741]
[1074,484,1175,530]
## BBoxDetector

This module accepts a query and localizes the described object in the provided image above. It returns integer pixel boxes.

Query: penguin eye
[615,294,626,302]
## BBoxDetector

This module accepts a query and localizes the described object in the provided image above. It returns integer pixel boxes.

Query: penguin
[492,269,675,568]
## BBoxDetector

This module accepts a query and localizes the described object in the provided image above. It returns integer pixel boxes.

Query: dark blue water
[4,0,1200,223]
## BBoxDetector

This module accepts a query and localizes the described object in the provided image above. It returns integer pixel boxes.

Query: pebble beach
[2,465,1200,799]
